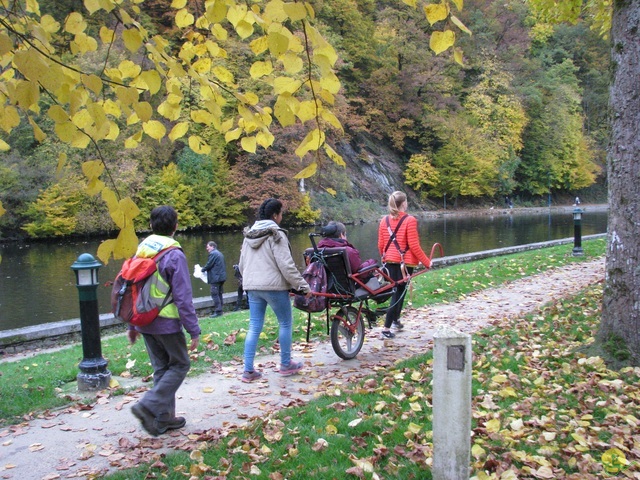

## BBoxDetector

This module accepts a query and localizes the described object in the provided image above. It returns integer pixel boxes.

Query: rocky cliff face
[335,132,435,211]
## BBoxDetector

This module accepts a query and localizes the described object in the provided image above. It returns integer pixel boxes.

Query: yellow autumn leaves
[424,0,471,64]
[1,0,472,261]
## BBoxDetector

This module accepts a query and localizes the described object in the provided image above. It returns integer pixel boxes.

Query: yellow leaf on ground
[510,418,524,431]
[486,418,501,433]
[542,431,556,441]
[407,422,422,433]
[499,386,517,398]
[571,433,588,446]
[471,443,486,459]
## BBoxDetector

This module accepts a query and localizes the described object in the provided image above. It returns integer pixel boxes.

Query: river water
[0,207,607,331]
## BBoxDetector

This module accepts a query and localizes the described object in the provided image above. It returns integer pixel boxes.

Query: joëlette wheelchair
[294,233,443,360]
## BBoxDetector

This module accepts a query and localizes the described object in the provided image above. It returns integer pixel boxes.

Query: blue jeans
[244,290,294,372]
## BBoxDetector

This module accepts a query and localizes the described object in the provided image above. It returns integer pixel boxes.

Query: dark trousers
[210,282,224,314]
[140,331,190,421]
[384,263,414,328]
[236,283,245,309]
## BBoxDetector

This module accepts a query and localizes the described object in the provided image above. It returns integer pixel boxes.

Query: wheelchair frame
[295,233,443,359]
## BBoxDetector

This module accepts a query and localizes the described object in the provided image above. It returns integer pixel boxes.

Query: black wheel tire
[330,306,365,360]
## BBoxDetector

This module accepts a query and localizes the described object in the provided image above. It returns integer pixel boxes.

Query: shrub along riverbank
[3,238,638,478]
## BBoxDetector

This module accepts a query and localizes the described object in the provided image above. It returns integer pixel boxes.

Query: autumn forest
[0,0,609,241]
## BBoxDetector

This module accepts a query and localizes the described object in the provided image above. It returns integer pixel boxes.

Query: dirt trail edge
[0,258,605,480]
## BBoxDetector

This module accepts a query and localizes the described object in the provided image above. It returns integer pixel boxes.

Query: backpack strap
[382,215,409,261]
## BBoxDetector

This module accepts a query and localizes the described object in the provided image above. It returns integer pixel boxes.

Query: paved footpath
[0,258,605,480]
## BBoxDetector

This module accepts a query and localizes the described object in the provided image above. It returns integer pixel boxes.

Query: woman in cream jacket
[238,198,310,383]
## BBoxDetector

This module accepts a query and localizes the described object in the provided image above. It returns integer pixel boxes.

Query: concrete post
[433,325,472,480]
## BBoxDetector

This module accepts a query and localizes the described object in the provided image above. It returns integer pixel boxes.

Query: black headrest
[320,223,338,237]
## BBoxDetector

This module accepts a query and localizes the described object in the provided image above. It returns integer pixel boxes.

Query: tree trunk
[598,0,640,365]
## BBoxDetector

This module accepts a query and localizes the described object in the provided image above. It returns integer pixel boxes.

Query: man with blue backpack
[128,205,200,436]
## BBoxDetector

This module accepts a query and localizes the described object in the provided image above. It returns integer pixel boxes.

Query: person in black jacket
[201,241,226,317]
[232,264,246,310]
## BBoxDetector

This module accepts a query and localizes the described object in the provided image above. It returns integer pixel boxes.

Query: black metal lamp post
[71,253,111,391]
[572,208,584,256]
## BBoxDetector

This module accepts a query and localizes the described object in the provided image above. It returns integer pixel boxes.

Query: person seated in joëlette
[318,221,376,275]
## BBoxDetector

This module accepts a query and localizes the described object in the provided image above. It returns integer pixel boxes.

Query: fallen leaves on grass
[171,285,639,479]
[469,288,640,478]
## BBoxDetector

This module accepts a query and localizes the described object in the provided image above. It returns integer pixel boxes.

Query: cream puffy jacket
[239,220,310,293]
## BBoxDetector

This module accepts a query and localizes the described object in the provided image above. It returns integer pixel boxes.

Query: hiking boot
[381,330,395,339]
[279,361,303,376]
[132,403,161,436]
[160,416,186,432]
[241,370,263,383]
[392,320,404,330]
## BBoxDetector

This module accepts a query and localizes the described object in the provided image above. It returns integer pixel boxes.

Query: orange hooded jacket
[377,212,432,268]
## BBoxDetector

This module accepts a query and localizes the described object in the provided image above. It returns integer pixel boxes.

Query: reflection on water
[0,209,607,331]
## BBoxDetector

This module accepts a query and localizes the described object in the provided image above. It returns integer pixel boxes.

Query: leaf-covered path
[0,258,605,479]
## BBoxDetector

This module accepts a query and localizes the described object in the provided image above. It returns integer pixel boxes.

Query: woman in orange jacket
[377,191,432,338]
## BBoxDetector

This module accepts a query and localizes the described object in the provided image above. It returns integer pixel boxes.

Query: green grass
[103,261,640,479]
[6,237,635,479]
[0,238,605,425]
